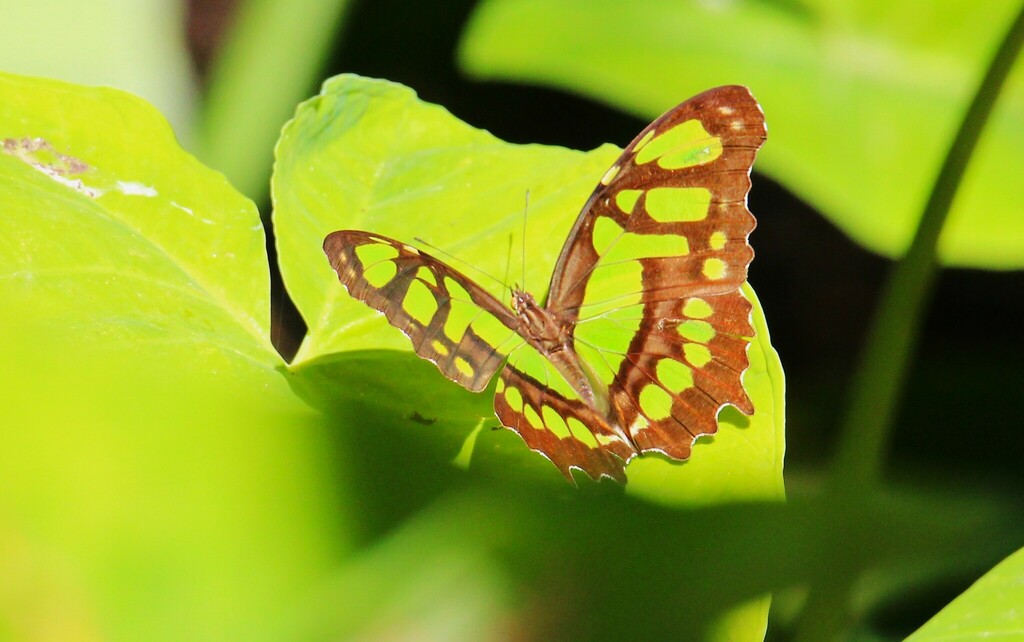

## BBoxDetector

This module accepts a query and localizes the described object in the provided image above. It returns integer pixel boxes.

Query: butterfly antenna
[521,190,529,293]
[503,232,514,293]
[413,236,508,291]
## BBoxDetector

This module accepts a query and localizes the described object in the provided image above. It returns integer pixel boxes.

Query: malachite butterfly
[324,86,767,483]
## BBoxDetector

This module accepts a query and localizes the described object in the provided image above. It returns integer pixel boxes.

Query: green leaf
[0,72,274,353]
[0,72,346,641]
[275,73,785,496]
[905,546,1024,641]
[459,0,1024,269]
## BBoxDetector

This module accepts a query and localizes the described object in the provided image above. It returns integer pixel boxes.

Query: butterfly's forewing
[323,231,522,392]
[544,85,767,461]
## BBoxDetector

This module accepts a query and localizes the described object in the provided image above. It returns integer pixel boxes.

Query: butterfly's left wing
[544,86,767,462]
[323,230,522,392]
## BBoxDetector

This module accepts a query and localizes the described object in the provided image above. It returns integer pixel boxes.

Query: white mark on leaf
[116,181,158,197]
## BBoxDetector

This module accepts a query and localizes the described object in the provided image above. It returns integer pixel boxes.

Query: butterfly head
[509,286,537,314]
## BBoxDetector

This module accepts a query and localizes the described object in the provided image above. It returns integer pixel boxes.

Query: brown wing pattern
[494,347,635,483]
[609,290,754,461]
[324,230,521,392]
[546,85,766,461]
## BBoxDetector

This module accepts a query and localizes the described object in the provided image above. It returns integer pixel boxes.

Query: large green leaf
[905,546,1024,641]
[0,72,346,641]
[459,0,1024,269]
[276,75,784,502]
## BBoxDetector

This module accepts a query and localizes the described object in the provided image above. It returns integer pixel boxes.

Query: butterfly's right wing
[544,86,767,461]
[324,231,521,392]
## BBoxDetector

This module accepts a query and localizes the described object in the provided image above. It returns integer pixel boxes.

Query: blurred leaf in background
[906,546,1024,641]
[0,0,197,139]
[197,0,353,201]
[459,0,1024,268]
[0,0,353,203]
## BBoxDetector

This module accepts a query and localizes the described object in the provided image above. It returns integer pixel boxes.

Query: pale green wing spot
[683,297,714,319]
[442,289,480,342]
[566,416,599,448]
[574,305,641,368]
[629,413,651,434]
[353,241,401,287]
[441,277,476,340]
[403,277,436,326]
[631,129,656,155]
[638,384,674,421]
[677,319,716,343]
[644,187,712,223]
[471,311,519,351]
[440,276,519,351]
[634,119,722,169]
[354,241,399,266]
[683,343,713,368]
[702,257,727,280]
[659,137,722,169]
[363,259,398,288]
[591,217,622,252]
[416,266,437,286]
[503,381,523,410]
[592,217,688,264]
[542,405,572,440]
[709,231,728,250]
[455,357,474,377]
[615,189,642,214]
[656,358,695,393]
[600,163,621,186]
[523,404,543,430]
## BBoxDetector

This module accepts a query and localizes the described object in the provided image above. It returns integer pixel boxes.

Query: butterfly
[324,86,766,483]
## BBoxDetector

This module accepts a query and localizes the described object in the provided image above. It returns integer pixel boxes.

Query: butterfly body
[325,86,766,483]
[510,287,622,439]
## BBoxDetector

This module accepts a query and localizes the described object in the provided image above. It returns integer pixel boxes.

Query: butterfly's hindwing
[324,231,522,392]
[495,347,633,483]
[608,291,754,460]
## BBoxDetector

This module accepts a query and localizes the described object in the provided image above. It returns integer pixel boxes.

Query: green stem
[197,0,353,202]
[795,5,1024,641]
